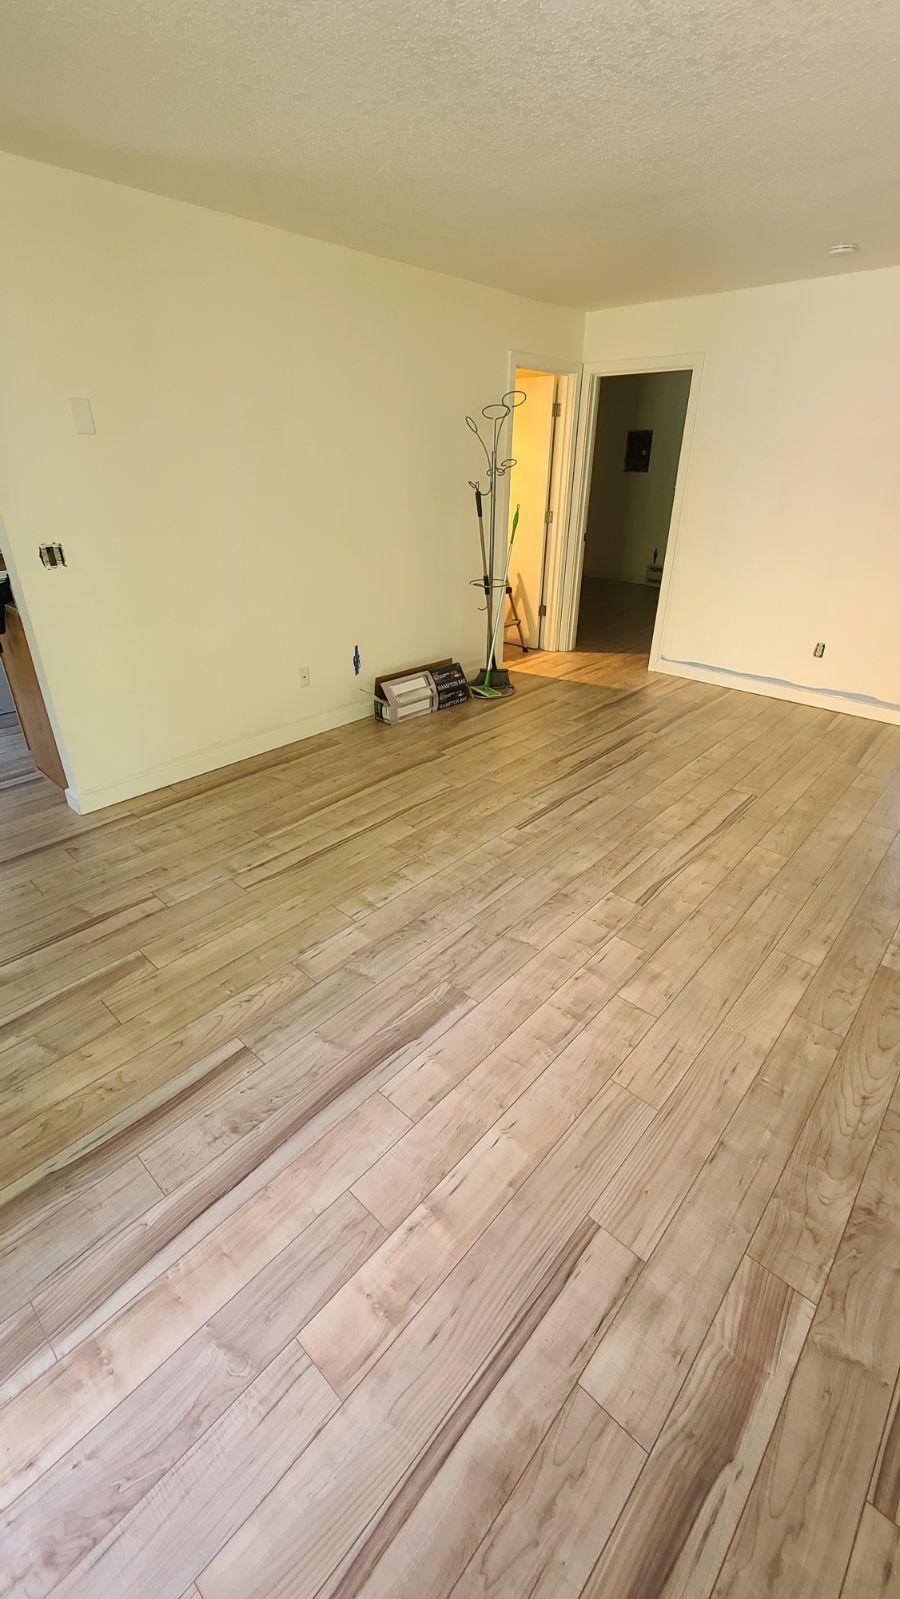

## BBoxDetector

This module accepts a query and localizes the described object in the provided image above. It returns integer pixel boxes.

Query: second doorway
[503,363,577,654]
[575,368,692,659]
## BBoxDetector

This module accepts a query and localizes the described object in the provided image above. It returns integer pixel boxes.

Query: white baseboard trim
[655,655,900,726]
[65,697,373,814]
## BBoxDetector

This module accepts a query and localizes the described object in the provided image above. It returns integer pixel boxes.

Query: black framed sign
[624,430,653,472]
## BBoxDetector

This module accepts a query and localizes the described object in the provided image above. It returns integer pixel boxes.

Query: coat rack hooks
[465,389,526,691]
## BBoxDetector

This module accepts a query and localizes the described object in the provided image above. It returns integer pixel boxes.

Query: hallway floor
[576,576,660,654]
[510,578,661,691]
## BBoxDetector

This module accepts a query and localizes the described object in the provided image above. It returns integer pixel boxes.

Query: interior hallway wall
[0,153,583,810]
[583,267,900,721]
[582,377,637,583]
[584,370,691,585]
[505,370,556,648]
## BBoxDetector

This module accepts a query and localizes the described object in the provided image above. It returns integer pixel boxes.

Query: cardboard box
[374,659,470,724]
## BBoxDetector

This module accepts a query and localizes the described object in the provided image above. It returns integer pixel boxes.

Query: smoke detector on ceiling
[826,243,860,255]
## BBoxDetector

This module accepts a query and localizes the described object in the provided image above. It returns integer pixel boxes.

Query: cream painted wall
[583,269,900,719]
[505,371,555,648]
[584,370,691,584]
[0,153,583,809]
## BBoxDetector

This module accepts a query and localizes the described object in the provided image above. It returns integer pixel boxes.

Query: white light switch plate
[69,397,96,435]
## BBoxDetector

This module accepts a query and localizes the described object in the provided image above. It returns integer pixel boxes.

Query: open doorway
[0,553,67,792]
[575,369,692,659]
[501,360,579,655]
[0,647,33,788]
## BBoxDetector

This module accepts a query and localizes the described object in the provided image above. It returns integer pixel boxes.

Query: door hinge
[551,401,562,418]
[538,603,548,617]
[545,509,553,525]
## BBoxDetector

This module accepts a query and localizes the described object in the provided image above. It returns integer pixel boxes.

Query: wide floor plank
[840,1505,900,1598]
[449,1386,644,1599]
[712,1109,900,1598]
[580,1256,813,1599]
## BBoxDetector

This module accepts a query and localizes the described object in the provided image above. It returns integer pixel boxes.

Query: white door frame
[0,519,74,792]
[500,350,582,657]
[560,352,705,665]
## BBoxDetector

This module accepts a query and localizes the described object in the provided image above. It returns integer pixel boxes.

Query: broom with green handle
[471,504,519,699]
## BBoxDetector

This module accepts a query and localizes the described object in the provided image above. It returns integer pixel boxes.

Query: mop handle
[473,487,489,592]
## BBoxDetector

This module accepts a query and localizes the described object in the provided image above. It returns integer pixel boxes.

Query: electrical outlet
[813,642,826,658]
[299,665,311,688]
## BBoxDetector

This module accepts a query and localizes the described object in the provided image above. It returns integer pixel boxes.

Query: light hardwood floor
[1,646,900,1599]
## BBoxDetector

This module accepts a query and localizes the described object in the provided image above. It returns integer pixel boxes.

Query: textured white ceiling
[1,0,898,308]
